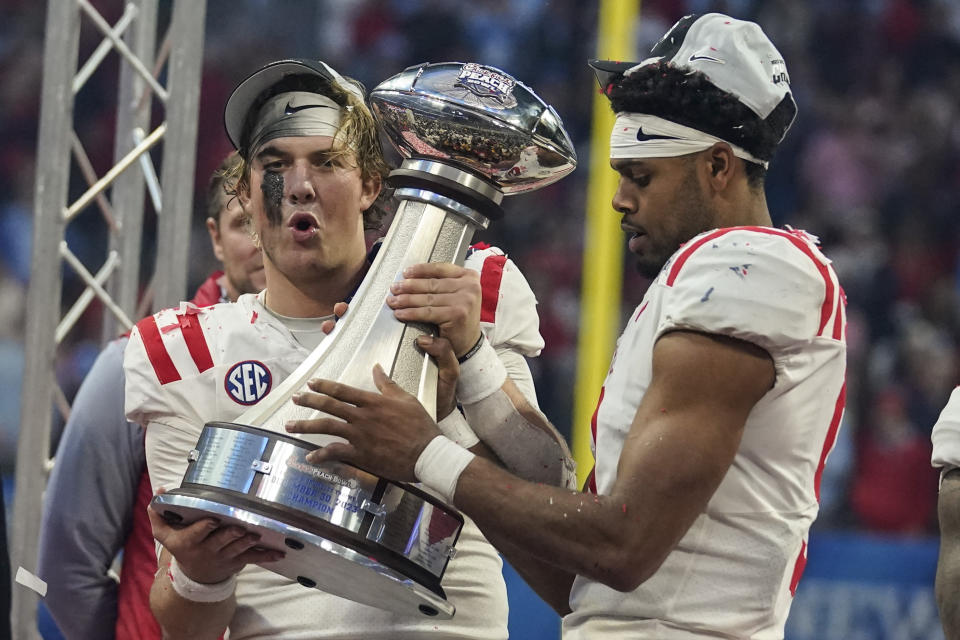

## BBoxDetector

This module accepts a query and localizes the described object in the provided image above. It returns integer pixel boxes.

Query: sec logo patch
[225,360,272,405]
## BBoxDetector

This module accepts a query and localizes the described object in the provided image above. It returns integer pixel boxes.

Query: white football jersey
[565,227,847,639]
[125,246,543,640]
[932,387,960,473]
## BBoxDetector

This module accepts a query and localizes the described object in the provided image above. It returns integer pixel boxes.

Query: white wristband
[437,409,480,448]
[168,557,237,603]
[415,435,476,504]
[456,339,508,404]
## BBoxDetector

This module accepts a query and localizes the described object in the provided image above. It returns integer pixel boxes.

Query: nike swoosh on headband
[636,126,676,142]
[284,102,337,115]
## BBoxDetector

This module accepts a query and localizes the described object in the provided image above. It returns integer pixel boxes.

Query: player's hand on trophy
[416,334,460,420]
[321,301,349,334]
[147,489,284,584]
[287,364,442,482]
[320,302,458,418]
[387,263,482,358]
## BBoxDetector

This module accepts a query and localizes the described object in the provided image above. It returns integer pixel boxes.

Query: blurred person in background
[37,151,265,640]
[851,384,936,533]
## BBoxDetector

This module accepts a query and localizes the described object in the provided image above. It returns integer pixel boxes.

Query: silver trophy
[152,62,576,619]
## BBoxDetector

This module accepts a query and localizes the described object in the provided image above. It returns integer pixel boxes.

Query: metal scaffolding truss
[10,1,207,637]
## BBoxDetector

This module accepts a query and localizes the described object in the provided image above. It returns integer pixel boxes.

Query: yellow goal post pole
[571,0,639,488]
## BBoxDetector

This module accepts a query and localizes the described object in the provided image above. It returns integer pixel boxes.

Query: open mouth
[288,212,319,239]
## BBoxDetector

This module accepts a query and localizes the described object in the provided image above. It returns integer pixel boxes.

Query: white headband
[610,113,768,168]
[248,91,344,155]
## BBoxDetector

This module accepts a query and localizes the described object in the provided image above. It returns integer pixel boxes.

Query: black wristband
[457,334,485,364]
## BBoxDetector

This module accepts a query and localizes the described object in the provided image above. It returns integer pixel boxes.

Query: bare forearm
[149,562,234,640]
[453,456,647,591]
[485,528,575,615]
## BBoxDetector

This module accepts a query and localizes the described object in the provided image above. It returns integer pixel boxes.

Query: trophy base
[153,492,456,619]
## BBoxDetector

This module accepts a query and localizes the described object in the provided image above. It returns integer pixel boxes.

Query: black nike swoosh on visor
[284,102,337,115]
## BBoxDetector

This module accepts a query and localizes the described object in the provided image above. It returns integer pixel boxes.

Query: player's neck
[262,259,366,318]
[717,188,772,229]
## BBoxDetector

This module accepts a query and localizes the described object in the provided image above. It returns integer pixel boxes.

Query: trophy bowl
[370,62,577,194]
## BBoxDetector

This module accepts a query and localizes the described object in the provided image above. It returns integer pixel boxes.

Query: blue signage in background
[786,533,943,640]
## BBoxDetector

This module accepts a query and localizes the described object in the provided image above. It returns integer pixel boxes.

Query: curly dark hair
[229,73,392,231]
[607,61,796,188]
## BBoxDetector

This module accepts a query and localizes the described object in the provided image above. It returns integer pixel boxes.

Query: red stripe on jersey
[633,301,649,323]
[831,287,846,340]
[177,313,213,374]
[480,255,508,323]
[471,241,491,251]
[665,229,731,286]
[136,316,180,385]
[789,540,808,597]
[814,381,847,501]
[584,386,605,494]
[831,301,843,341]
[590,386,605,444]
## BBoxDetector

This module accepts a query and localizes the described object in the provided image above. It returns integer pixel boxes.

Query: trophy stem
[235,162,502,446]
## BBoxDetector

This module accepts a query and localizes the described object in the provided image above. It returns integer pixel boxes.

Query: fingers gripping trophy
[151,62,576,619]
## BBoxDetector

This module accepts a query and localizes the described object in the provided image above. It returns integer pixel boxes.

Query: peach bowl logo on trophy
[370,61,576,200]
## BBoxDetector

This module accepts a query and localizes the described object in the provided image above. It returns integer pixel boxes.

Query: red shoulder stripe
[480,254,508,323]
[136,316,180,385]
[177,313,213,374]
[665,228,734,286]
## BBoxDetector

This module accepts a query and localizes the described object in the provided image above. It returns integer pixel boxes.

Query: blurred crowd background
[3,0,960,545]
